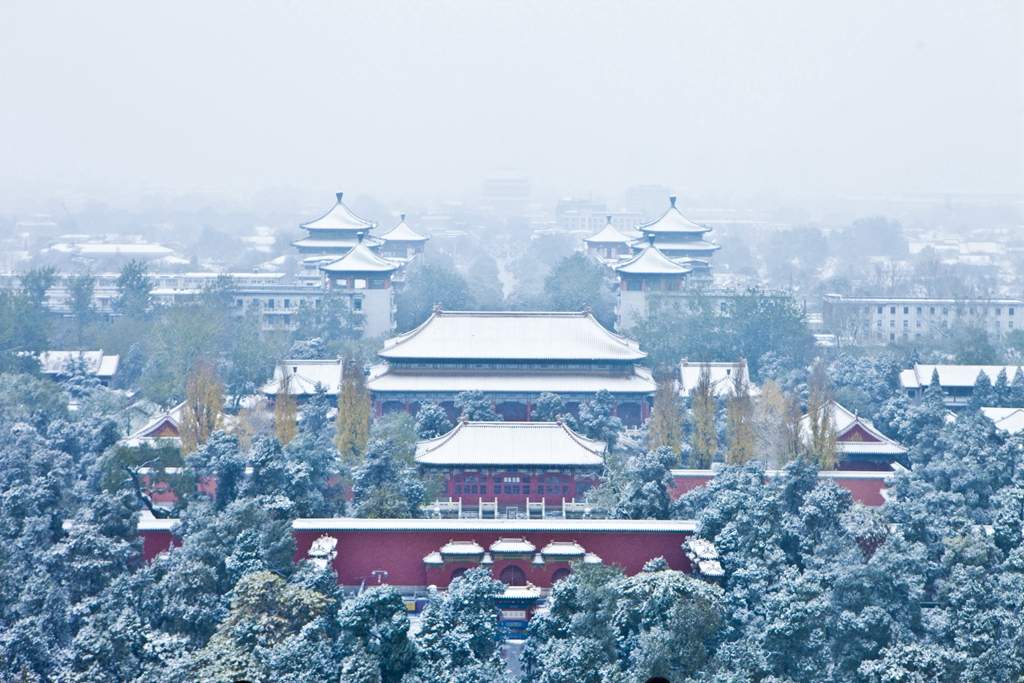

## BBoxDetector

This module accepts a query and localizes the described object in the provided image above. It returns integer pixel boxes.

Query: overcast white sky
[1,0,1021,206]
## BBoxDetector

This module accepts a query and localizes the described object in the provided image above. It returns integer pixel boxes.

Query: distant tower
[613,239,692,330]
[378,213,429,260]
[632,195,719,281]
[584,215,637,262]
[293,192,380,271]
[319,235,400,338]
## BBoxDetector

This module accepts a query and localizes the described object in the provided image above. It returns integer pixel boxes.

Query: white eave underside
[293,236,384,249]
[367,366,656,395]
[378,311,646,361]
[415,421,606,467]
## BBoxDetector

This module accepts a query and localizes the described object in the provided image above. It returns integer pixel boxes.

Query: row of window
[872,318,1015,330]
[870,304,1015,316]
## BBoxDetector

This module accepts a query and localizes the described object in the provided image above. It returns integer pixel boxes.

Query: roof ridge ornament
[336,191,344,203]
[400,212,406,222]
[669,194,677,208]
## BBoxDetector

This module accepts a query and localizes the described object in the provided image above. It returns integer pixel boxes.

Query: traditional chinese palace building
[367,309,657,425]
[415,420,605,517]
[800,400,908,470]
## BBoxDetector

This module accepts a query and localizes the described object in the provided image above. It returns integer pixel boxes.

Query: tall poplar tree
[180,359,224,454]
[648,375,684,456]
[273,373,297,446]
[336,359,371,463]
[726,362,755,464]
[689,364,717,467]
[806,359,837,469]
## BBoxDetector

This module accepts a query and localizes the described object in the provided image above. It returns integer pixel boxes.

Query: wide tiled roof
[637,195,710,234]
[614,245,692,275]
[415,421,606,467]
[39,350,119,378]
[367,363,656,395]
[379,214,428,243]
[899,364,1024,390]
[378,310,647,361]
[800,400,907,456]
[293,518,698,533]
[320,243,400,273]
[301,192,376,232]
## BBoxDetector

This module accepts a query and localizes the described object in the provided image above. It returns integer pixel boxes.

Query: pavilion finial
[356,231,365,243]
[606,214,613,224]
[669,194,677,208]
[400,212,406,222]
[647,233,656,245]
[336,191,344,203]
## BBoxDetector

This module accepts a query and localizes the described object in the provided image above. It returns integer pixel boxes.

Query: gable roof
[378,310,647,361]
[301,192,376,232]
[262,359,344,396]
[800,400,907,456]
[614,244,692,275]
[320,243,400,273]
[981,407,1024,435]
[38,350,120,378]
[379,214,428,243]
[637,195,710,235]
[415,421,606,467]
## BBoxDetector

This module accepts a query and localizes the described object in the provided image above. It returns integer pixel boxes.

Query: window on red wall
[499,565,527,586]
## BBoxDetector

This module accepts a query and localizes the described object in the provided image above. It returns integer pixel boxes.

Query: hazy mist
[1,0,1021,207]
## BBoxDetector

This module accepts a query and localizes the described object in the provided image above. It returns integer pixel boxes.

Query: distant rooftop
[415,421,606,467]
[301,192,377,232]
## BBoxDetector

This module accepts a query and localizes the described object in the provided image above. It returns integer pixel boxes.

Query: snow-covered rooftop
[981,407,1024,435]
[379,214,428,243]
[262,359,343,396]
[415,421,606,468]
[679,361,759,398]
[799,400,907,456]
[489,538,537,554]
[301,192,376,232]
[636,195,710,235]
[900,364,1024,390]
[614,244,692,275]
[585,217,634,245]
[38,350,119,378]
[293,518,698,533]
[378,310,647,362]
[320,243,400,273]
[540,541,586,557]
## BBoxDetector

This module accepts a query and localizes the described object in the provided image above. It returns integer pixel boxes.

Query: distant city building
[482,174,531,215]
[899,363,1024,408]
[823,294,1023,345]
[367,309,656,425]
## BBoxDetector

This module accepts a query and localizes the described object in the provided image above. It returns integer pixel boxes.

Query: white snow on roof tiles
[293,518,698,533]
[679,361,759,398]
[320,243,400,273]
[367,364,656,395]
[585,219,633,244]
[378,310,646,361]
[262,359,343,396]
[637,196,710,234]
[440,540,485,555]
[489,538,537,554]
[301,192,376,231]
[379,215,428,242]
[799,400,907,455]
[900,364,1024,389]
[415,421,606,467]
[981,407,1024,435]
[614,244,692,275]
[39,350,119,378]
[540,541,586,557]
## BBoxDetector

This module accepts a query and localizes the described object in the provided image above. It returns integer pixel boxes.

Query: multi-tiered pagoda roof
[629,195,720,268]
[293,192,382,263]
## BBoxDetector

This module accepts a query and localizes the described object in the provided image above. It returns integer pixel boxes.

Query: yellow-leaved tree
[336,359,371,463]
[180,358,223,454]
[274,372,297,446]
[648,373,684,457]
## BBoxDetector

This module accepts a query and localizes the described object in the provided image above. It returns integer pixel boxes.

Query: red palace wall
[292,526,693,589]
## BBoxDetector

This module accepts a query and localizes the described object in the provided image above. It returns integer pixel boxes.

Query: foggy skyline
[1,0,1021,208]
